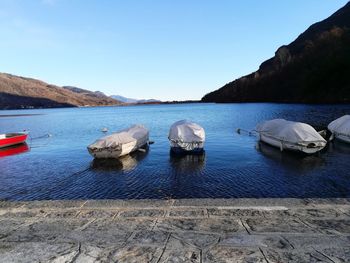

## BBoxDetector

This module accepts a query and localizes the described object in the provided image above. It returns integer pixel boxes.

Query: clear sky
[0,0,348,101]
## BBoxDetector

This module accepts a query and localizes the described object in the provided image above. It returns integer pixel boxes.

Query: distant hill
[111,95,161,104]
[62,86,110,99]
[202,2,350,104]
[0,73,121,109]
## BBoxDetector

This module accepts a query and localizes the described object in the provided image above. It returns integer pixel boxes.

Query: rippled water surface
[1,103,350,200]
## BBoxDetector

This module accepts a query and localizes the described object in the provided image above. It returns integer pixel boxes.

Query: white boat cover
[168,120,205,143]
[328,115,350,137]
[256,119,326,145]
[88,125,148,150]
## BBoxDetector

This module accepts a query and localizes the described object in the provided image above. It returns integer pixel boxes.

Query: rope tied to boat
[29,133,52,140]
[236,128,258,136]
[280,139,284,152]
[27,132,52,148]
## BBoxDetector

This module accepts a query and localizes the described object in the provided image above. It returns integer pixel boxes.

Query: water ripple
[0,103,350,200]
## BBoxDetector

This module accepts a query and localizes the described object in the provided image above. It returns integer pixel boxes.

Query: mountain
[110,95,161,104]
[137,99,162,104]
[202,2,350,104]
[110,95,138,103]
[62,86,110,99]
[0,73,121,109]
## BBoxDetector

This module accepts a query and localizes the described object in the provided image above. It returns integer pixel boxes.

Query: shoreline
[1,198,349,261]
[2,101,350,112]
[0,113,44,118]
[2,197,350,207]
[0,101,201,111]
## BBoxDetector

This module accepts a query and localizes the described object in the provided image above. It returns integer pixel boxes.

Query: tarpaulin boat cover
[328,115,350,136]
[88,125,148,150]
[169,120,205,143]
[256,119,326,145]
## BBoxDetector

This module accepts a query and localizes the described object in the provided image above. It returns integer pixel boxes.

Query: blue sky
[0,0,348,101]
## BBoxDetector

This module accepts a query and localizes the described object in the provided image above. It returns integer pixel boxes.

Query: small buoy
[101,127,108,133]
[236,128,241,134]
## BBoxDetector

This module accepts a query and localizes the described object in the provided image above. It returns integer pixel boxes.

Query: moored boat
[256,119,326,154]
[328,115,350,143]
[87,125,149,159]
[168,120,205,154]
[0,132,28,149]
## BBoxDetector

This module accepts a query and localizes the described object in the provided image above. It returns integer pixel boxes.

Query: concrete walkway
[0,198,349,262]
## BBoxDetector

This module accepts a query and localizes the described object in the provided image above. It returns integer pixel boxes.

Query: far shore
[0,100,202,111]
[0,113,44,117]
[2,99,350,112]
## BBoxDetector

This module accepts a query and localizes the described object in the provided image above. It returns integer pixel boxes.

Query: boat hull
[169,141,204,152]
[170,146,204,155]
[0,133,28,149]
[88,140,148,159]
[328,115,350,144]
[333,134,350,144]
[88,126,149,159]
[259,134,325,154]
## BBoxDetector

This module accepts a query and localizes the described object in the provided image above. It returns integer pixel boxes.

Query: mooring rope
[29,133,52,140]
[236,128,258,136]
[28,133,52,148]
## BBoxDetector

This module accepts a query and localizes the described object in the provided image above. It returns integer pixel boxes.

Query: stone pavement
[0,198,350,262]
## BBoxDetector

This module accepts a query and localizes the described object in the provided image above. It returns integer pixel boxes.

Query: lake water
[0,103,350,201]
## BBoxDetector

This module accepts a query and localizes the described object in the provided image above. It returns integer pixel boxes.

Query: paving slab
[172,232,219,248]
[282,234,350,249]
[158,236,201,263]
[43,209,80,219]
[244,218,317,234]
[168,209,206,218]
[118,209,165,218]
[173,198,306,208]
[127,230,169,246]
[207,207,288,218]
[338,207,350,216]
[286,208,347,219]
[305,219,350,234]
[204,246,266,263]
[2,218,90,243]
[0,201,25,209]
[0,241,78,263]
[156,218,244,234]
[262,248,333,263]
[0,198,350,262]
[220,234,293,250]
[321,247,350,263]
[83,199,172,209]
[20,200,85,209]
[100,245,163,263]
[77,210,118,219]
[0,219,29,240]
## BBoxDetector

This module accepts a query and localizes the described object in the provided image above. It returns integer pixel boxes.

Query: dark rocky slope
[202,2,350,103]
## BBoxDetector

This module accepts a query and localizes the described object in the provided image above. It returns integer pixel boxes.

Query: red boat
[0,132,28,149]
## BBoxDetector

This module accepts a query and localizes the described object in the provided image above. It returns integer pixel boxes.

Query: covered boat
[168,120,205,153]
[0,132,28,149]
[87,125,149,159]
[328,115,350,144]
[256,119,326,154]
